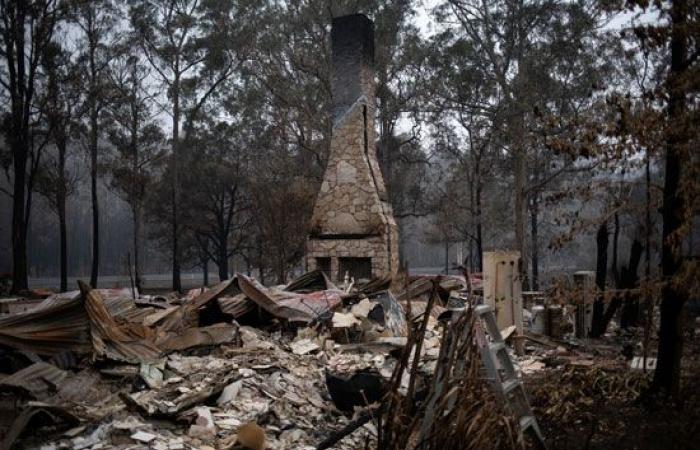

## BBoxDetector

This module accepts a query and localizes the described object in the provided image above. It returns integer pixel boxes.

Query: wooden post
[483,251,524,354]
[573,271,595,339]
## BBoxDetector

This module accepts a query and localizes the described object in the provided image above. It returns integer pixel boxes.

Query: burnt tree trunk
[620,291,641,328]
[88,29,100,288]
[171,75,182,292]
[444,240,449,274]
[89,120,99,288]
[5,2,64,293]
[57,139,68,293]
[202,257,209,286]
[58,194,67,292]
[600,238,644,333]
[130,85,142,294]
[530,194,539,291]
[514,138,528,290]
[133,206,142,292]
[475,180,483,272]
[257,238,266,285]
[277,256,286,285]
[612,212,620,284]
[218,241,229,282]
[11,137,29,293]
[590,221,609,338]
[653,0,688,398]
[7,3,31,293]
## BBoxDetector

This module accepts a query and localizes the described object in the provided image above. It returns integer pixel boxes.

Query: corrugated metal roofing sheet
[217,294,254,317]
[237,274,342,323]
[0,295,91,356]
[79,281,161,363]
[0,362,69,399]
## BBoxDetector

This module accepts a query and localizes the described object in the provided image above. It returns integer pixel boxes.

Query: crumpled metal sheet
[0,285,162,361]
[190,278,239,309]
[217,293,254,317]
[293,289,345,318]
[370,290,407,336]
[79,281,161,363]
[285,270,338,292]
[30,290,146,322]
[0,293,91,356]
[1,404,79,450]
[0,362,69,400]
[237,274,342,323]
[144,306,180,327]
[159,278,239,332]
[157,324,239,352]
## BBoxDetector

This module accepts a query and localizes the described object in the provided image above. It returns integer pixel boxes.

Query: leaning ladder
[474,304,547,449]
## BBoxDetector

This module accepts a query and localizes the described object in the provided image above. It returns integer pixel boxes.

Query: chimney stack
[331,14,375,121]
[305,14,399,283]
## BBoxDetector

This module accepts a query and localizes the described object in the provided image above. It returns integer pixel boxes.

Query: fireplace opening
[339,257,372,281]
[316,257,331,277]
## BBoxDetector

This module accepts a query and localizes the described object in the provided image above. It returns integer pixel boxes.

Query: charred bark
[653,0,688,398]
[57,139,68,292]
[89,112,99,287]
[202,257,209,286]
[171,75,182,292]
[599,238,644,333]
[11,140,29,293]
[530,194,539,290]
[590,221,609,338]
[475,180,483,272]
[218,242,229,282]
[132,206,142,292]
[514,139,527,289]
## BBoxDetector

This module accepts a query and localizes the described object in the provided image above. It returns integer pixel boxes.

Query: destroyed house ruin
[306,14,399,282]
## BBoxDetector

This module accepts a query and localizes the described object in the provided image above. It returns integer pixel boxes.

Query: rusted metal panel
[237,274,342,323]
[190,278,239,309]
[143,306,180,327]
[0,362,69,399]
[0,297,42,314]
[157,324,239,352]
[159,278,239,332]
[217,294,254,317]
[0,294,91,356]
[285,270,338,292]
[79,281,161,363]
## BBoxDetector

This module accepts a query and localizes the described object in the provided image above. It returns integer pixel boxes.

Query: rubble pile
[0,267,663,450]
[0,272,463,450]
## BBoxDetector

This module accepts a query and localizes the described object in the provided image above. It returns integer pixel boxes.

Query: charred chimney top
[331,14,375,122]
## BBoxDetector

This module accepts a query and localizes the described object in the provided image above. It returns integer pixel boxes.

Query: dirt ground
[526,323,700,450]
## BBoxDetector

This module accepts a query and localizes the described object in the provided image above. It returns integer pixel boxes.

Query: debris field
[0,269,692,450]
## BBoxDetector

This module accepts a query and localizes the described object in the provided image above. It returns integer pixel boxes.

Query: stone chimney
[306,14,399,282]
[330,14,374,121]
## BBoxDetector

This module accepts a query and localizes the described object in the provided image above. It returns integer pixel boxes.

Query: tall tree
[34,41,78,292]
[0,0,63,292]
[106,51,165,292]
[71,0,119,287]
[590,220,608,338]
[653,0,696,398]
[551,0,698,396]
[433,0,615,287]
[129,0,251,291]
[183,120,251,282]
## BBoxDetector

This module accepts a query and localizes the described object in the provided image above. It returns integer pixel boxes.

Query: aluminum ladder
[474,304,547,449]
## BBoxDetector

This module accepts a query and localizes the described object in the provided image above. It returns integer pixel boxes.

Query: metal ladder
[474,304,547,449]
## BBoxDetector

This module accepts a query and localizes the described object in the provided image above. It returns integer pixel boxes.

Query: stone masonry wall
[306,14,399,282]
[308,101,388,236]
